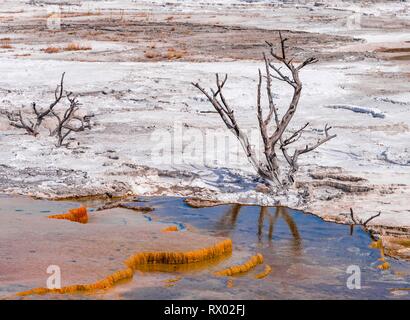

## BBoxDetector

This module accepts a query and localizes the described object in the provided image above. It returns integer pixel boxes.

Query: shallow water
[3,195,410,299]
[104,197,410,300]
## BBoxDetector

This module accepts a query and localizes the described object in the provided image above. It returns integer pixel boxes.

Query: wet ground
[3,195,410,300]
[102,197,410,299]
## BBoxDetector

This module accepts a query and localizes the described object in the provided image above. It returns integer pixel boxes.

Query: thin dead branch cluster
[192,32,336,189]
[350,208,381,228]
[3,73,92,147]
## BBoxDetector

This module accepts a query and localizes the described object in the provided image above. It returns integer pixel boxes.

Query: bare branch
[192,77,264,177]
[282,122,310,146]
[363,212,381,227]
[297,57,319,70]
[350,208,358,224]
[50,94,91,147]
[3,73,66,136]
[296,124,336,156]
[192,33,336,188]
[350,208,381,227]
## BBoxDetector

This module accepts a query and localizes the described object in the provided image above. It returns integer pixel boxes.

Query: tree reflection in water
[216,204,302,254]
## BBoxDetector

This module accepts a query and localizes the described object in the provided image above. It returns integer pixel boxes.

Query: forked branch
[350,208,381,227]
[50,92,91,147]
[193,32,336,188]
[191,76,271,181]
[3,73,66,136]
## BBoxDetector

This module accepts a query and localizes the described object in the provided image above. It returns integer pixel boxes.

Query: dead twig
[50,92,92,147]
[350,207,381,227]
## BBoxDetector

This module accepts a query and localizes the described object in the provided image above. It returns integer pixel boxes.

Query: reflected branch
[258,206,268,242]
[215,204,243,236]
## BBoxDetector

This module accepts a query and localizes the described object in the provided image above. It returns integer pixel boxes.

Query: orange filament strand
[161,226,179,232]
[17,268,133,296]
[214,253,263,277]
[17,239,232,297]
[48,207,88,224]
[125,239,233,268]
[255,264,272,279]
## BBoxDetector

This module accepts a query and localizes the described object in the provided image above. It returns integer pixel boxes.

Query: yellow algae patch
[370,239,391,270]
[226,279,234,288]
[370,239,383,249]
[391,287,410,293]
[125,239,233,268]
[184,198,223,208]
[17,268,133,296]
[377,262,391,270]
[164,276,182,287]
[214,253,263,277]
[165,276,182,283]
[394,271,408,277]
[162,225,179,232]
[48,207,88,224]
[134,252,230,273]
[255,264,272,279]
[17,239,232,297]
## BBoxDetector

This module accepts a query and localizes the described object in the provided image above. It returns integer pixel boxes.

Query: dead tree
[4,73,65,136]
[50,92,91,147]
[192,32,336,188]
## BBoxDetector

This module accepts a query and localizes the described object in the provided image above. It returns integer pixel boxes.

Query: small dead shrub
[43,46,61,54]
[64,43,92,51]
[0,39,12,49]
[166,48,184,60]
[2,72,93,147]
[144,50,159,59]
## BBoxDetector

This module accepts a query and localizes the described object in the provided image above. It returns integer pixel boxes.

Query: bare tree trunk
[192,32,336,189]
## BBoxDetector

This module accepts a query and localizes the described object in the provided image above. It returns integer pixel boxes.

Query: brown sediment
[184,197,223,208]
[17,239,232,297]
[255,265,272,279]
[390,55,410,61]
[48,207,88,224]
[50,193,130,202]
[309,172,366,182]
[214,253,264,277]
[379,236,410,260]
[378,47,410,53]
[162,225,179,232]
[308,180,373,193]
[119,204,154,212]
[96,202,154,212]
